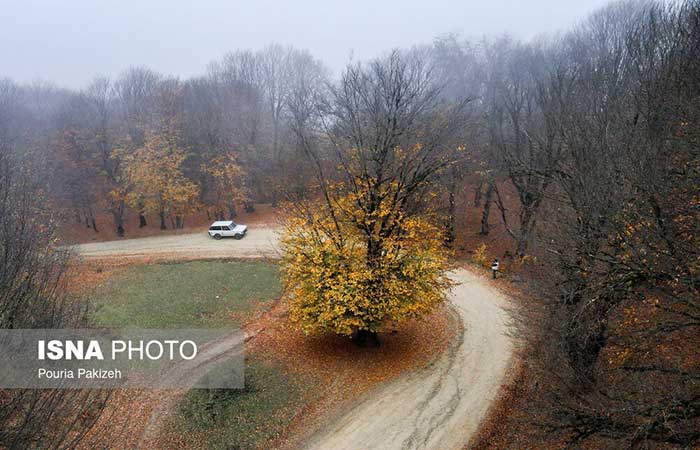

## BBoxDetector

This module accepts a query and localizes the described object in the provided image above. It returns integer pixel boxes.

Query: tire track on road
[74,232,514,450]
[302,269,514,450]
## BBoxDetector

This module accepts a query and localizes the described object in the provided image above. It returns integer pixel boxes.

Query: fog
[0,0,611,88]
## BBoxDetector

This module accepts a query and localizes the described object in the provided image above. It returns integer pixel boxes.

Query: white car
[208,220,248,240]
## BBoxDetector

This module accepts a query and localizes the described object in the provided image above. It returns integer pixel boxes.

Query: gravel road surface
[72,228,279,259]
[73,229,514,450]
[303,268,514,450]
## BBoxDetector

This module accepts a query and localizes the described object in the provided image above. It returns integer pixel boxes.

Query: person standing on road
[491,259,499,279]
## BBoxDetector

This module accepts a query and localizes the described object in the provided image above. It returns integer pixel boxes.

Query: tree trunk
[515,206,536,257]
[515,234,528,257]
[228,203,237,220]
[113,200,125,237]
[352,329,380,347]
[87,206,98,232]
[138,212,147,228]
[159,211,167,230]
[480,182,494,235]
[244,201,255,213]
[271,121,280,208]
[473,180,484,207]
[445,184,456,245]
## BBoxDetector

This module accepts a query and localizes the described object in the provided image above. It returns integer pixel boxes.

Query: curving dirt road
[73,229,514,450]
[303,268,513,450]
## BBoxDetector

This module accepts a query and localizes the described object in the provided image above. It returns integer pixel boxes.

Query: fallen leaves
[249,300,460,449]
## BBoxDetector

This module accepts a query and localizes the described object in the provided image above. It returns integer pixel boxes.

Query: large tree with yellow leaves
[282,50,470,344]
[121,81,200,229]
[200,153,247,220]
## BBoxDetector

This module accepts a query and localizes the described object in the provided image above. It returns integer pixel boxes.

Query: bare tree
[483,38,566,256]
[430,36,482,242]
[296,49,469,255]
[0,120,109,450]
[259,44,291,203]
[516,2,700,447]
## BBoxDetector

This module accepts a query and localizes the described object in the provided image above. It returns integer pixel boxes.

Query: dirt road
[73,230,514,450]
[303,268,513,450]
[71,228,279,259]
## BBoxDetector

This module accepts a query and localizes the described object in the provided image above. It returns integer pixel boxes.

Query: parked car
[208,220,247,240]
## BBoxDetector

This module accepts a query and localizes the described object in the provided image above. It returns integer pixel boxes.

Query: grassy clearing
[170,361,311,450]
[87,259,304,449]
[90,259,282,328]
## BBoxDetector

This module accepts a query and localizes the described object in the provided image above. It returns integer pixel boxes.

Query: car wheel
[234,233,243,240]
[213,234,222,240]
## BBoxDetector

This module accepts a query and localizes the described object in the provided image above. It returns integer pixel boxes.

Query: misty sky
[0,0,612,89]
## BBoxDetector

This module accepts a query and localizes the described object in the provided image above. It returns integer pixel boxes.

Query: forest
[1,0,699,448]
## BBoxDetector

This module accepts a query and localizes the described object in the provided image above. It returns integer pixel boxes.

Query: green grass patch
[91,260,282,328]
[173,361,308,450]
[91,260,306,448]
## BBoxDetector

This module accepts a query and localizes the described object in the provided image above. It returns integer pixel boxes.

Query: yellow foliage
[473,244,489,267]
[200,153,247,214]
[121,129,200,218]
[281,195,453,336]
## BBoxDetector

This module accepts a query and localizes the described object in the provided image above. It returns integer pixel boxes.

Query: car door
[222,225,235,237]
